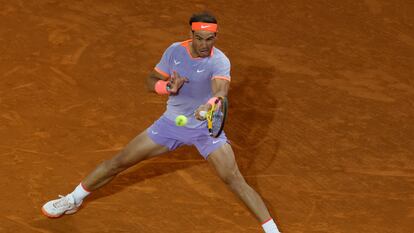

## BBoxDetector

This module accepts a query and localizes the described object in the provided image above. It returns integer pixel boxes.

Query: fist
[195,104,212,121]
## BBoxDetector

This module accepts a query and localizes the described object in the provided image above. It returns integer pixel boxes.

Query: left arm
[211,78,230,98]
[195,78,230,120]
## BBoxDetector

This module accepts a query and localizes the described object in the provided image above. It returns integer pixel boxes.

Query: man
[42,12,281,233]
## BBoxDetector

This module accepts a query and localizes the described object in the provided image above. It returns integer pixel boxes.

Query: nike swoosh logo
[212,140,221,144]
[174,59,181,65]
[151,130,158,135]
[197,69,205,73]
[201,25,210,29]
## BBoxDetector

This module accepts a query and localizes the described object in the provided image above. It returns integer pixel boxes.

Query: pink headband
[191,22,218,32]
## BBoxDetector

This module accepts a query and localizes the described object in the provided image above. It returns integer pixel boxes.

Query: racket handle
[199,111,207,118]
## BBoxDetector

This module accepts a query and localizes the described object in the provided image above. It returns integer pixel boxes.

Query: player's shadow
[228,64,280,214]
[86,147,203,203]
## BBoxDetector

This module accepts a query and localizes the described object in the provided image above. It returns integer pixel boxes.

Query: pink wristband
[155,80,170,95]
[207,97,218,106]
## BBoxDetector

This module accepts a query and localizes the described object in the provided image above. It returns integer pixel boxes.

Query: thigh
[207,143,241,181]
[193,130,228,159]
[110,130,169,168]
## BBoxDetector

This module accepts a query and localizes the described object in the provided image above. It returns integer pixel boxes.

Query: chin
[198,51,210,57]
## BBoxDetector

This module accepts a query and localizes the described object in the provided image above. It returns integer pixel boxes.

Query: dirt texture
[0,1,413,232]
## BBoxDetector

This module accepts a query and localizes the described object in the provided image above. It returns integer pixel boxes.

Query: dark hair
[189,12,217,25]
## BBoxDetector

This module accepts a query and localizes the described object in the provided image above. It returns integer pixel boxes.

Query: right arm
[146,69,188,94]
[146,70,169,92]
[148,43,188,94]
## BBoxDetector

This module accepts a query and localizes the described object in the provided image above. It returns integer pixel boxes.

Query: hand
[169,71,189,94]
[195,104,212,121]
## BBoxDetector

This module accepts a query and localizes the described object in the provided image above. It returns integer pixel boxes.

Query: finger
[194,109,201,119]
[171,71,176,83]
[170,75,176,84]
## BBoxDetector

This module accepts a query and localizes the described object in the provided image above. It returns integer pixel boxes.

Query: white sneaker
[41,194,82,218]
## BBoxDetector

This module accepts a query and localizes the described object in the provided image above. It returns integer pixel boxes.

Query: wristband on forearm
[207,97,218,106]
[154,80,170,95]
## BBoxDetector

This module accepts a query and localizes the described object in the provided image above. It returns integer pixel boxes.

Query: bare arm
[211,78,230,98]
[146,70,168,92]
[146,70,188,94]
[195,78,230,120]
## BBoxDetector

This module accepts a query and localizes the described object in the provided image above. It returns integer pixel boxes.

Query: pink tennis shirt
[154,39,231,128]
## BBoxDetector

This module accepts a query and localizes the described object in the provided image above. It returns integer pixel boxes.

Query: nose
[200,40,207,47]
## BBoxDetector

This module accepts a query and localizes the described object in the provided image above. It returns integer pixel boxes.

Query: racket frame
[207,96,228,138]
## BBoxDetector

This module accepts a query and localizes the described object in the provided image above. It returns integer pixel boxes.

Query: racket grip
[199,111,207,118]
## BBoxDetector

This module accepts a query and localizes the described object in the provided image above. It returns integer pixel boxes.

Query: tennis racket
[199,96,228,138]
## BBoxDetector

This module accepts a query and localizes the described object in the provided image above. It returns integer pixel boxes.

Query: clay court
[1,1,413,232]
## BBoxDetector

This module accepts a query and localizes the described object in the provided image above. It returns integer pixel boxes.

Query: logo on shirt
[197,69,205,73]
[151,130,159,135]
[212,140,222,144]
[174,59,181,65]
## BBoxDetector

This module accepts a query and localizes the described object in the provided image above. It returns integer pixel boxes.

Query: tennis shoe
[41,194,82,218]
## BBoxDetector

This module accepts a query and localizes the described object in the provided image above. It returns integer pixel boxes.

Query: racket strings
[206,97,227,138]
[211,106,224,135]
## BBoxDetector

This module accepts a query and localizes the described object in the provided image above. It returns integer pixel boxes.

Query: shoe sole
[41,206,79,218]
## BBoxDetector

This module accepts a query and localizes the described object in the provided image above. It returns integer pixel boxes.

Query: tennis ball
[175,115,188,126]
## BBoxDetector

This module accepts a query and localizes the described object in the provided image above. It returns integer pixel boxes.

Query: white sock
[262,218,281,233]
[70,183,91,204]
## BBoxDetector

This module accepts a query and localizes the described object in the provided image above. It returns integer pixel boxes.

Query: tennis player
[41,12,281,233]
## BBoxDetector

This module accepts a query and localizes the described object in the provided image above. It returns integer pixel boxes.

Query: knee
[221,169,245,187]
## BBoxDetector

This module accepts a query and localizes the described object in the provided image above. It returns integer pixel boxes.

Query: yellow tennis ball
[175,115,188,126]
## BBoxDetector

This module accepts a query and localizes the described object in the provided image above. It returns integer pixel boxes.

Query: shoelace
[53,195,73,209]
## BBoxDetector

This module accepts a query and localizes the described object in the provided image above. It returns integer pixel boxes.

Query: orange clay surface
[0,1,413,233]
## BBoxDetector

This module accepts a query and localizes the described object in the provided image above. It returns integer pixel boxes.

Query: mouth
[199,49,209,56]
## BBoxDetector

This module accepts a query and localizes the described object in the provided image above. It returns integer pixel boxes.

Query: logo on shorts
[197,69,205,73]
[174,59,181,65]
[151,130,158,135]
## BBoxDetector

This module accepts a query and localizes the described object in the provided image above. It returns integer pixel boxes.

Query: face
[191,30,217,58]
